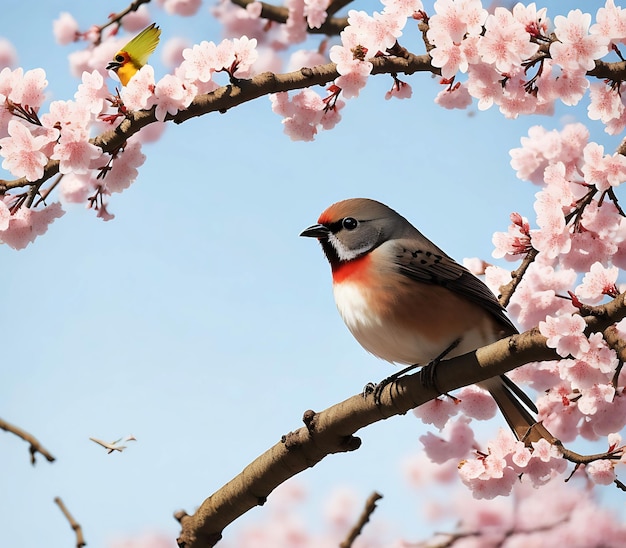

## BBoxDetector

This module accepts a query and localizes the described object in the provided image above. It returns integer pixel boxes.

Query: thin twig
[339,492,383,548]
[498,248,538,307]
[54,497,87,548]
[93,0,153,44]
[0,417,55,465]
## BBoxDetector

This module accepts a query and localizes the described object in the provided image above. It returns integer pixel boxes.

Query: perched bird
[106,23,161,86]
[300,198,539,441]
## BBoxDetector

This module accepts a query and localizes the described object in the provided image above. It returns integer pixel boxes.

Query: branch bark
[54,497,86,548]
[176,292,626,547]
[0,417,55,465]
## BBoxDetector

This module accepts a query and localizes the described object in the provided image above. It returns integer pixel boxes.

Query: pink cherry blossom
[271,89,323,141]
[119,5,152,31]
[101,138,146,194]
[120,65,156,111]
[0,38,18,69]
[590,0,626,45]
[9,67,47,110]
[478,7,539,73]
[457,385,497,420]
[51,128,103,175]
[577,383,615,416]
[466,62,503,110]
[508,264,576,329]
[428,0,487,44]
[430,35,480,78]
[576,333,618,378]
[287,49,327,72]
[332,57,372,99]
[0,202,64,250]
[232,36,259,77]
[539,313,590,358]
[586,459,616,485]
[161,37,190,70]
[507,261,577,330]
[285,0,308,44]
[385,77,411,101]
[561,201,621,272]
[181,41,217,84]
[531,199,571,259]
[523,439,568,486]
[492,212,531,260]
[74,70,110,115]
[550,67,590,107]
[154,74,196,121]
[412,395,458,429]
[550,9,609,72]
[588,82,625,127]
[161,0,202,16]
[434,81,471,109]
[0,120,56,181]
[59,172,96,204]
[581,142,626,192]
[512,2,549,37]
[575,262,619,303]
[0,201,9,231]
[381,0,423,20]
[271,87,345,141]
[577,384,626,438]
[305,0,330,29]
[53,12,79,45]
[537,382,583,441]
[420,416,475,464]
[211,0,267,46]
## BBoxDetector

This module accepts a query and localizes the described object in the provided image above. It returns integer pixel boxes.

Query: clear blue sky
[1,1,620,547]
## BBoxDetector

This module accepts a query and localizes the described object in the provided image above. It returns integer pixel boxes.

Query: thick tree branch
[0,417,55,465]
[176,293,626,547]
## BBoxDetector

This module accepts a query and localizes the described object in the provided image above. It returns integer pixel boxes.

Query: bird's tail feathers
[481,376,550,444]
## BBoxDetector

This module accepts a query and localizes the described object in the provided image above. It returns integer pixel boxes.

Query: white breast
[332,281,445,365]
[332,280,498,366]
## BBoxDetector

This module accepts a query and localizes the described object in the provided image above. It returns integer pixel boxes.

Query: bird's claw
[362,382,376,397]
[363,376,395,406]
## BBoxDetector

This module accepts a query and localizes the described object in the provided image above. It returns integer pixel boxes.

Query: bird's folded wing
[392,241,517,334]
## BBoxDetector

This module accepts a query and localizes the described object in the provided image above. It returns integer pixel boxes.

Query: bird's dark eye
[342,217,358,230]
[115,55,125,62]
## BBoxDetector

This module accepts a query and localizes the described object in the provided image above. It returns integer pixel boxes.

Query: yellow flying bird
[106,23,161,86]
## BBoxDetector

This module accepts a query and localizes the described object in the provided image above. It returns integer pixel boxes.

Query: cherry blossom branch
[92,0,153,44]
[339,491,383,548]
[0,417,55,465]
[0,53,434,195]
[498,248,539,308]
[229,0,348,35]
[176,292,626,548]
[1,41,625,210]
[54,497,86,548]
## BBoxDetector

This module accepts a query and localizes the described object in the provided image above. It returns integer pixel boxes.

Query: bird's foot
[363,338,462,406]
[419,338,462,399]
[363,362,421,405]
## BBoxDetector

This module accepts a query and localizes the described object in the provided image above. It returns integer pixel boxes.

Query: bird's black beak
[299,223,330,239]
[106,61,121,71]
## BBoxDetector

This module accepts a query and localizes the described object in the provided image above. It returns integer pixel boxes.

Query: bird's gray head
[300,198,413,265]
